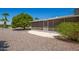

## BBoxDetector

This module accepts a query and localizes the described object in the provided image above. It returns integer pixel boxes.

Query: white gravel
[27,30,60,38]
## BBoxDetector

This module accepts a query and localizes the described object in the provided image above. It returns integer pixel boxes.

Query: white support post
[43,21,44,30]
[47,20,49,31]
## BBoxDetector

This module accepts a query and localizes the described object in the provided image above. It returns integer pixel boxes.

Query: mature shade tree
[12,13,33,30]
[0,13,9,28]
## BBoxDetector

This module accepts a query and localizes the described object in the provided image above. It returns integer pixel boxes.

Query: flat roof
[32,15,79,22]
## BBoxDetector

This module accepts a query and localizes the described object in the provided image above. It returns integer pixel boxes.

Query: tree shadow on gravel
[54,36,79,44]
[0,40,9,51]
[12,28,31,31]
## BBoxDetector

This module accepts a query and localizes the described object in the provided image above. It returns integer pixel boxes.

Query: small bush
[56,22,79,41]
[0,25,11,28]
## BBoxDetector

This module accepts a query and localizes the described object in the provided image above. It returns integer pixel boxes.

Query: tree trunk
[23,27,26,30]
[4,21,6,28]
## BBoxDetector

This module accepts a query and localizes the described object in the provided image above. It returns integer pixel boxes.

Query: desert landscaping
[0,29,79,51]
[0,8,79,51]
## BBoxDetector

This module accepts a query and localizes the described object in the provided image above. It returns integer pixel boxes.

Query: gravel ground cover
[0,29,79,51]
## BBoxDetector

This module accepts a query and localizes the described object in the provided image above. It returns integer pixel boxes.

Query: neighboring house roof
[32,15,79,22]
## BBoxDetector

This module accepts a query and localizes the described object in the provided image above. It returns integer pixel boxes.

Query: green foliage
[12,13,33,29]
[2,13,9,21]
[0,25,4,28]
[0,24,11,28]
[0,13,9,28]
[56,22,79,41]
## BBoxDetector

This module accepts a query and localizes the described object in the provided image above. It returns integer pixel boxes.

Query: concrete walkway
[27,30,60,38]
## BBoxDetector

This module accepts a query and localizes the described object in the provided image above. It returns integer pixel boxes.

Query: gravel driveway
[0,29,79,51]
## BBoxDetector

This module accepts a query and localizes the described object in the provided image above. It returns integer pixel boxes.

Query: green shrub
[0,25,4,28]
[56,22,79,41]
[0,24,11,28]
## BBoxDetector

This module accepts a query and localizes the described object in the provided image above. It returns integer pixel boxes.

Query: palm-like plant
[1,13,9,28]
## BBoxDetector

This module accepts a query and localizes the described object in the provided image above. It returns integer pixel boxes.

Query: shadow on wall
[0,40,9,51]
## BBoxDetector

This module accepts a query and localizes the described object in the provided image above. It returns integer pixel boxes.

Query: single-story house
[31,15,79,31]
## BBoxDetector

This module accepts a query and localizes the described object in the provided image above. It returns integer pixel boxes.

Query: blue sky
[0,8,74,23]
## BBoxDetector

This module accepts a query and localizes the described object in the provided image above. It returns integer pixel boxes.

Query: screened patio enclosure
[32,15,79,31]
